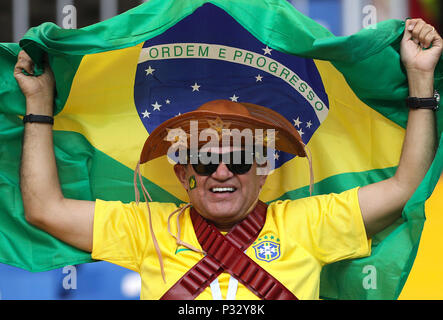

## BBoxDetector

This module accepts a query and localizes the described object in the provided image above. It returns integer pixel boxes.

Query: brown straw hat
[139,99,306,164]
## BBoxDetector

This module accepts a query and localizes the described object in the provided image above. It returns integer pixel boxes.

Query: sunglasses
[189,150,258,176]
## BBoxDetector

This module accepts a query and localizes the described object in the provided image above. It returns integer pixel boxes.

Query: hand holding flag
[401,18,443,77]
[13,50,55,115]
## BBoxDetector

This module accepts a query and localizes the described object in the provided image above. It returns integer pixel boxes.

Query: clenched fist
[14,50,55,116]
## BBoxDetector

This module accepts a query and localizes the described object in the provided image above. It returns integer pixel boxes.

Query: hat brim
[139,103,306,164]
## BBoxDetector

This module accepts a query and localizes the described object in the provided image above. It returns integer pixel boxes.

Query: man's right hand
[14,50,55,116]
[16,49,95,253]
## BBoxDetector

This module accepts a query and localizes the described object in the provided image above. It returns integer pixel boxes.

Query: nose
[211,162,234,180]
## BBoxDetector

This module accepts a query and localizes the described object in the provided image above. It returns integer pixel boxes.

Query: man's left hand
[401,18,443,75]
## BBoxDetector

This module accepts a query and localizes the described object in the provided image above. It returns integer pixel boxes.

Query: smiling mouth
[210,187,237,193]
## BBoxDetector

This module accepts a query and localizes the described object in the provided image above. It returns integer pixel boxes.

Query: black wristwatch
[406,90,440,111]
[23,114,54,125]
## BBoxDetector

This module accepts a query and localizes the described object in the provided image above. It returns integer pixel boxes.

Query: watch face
[434,91,440,104]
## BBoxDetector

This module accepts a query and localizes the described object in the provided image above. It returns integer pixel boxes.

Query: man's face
[174,146,268,231]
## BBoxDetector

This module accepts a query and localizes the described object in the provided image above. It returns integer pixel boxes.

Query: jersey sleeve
[91,200,154,273]
[271,187,371,266]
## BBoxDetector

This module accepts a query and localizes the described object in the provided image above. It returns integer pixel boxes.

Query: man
[14,18,442,300]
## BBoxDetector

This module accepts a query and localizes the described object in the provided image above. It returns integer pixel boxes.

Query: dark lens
[191,150,254,176]
[227,163,252,175]
[192,163,219,176]
[227,150,253,175]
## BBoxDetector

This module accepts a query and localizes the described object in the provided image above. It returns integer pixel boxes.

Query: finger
[403,19,415,41]
[423,28,437,48]
[17,49,31,61]
[407,18,424,29]
[15,50,35,76]
[418,25,435,48]
[14,59,34,77]
[430,30,443,50]
[411,19,426,40]
[403,19,425,43]
[14,59,34,76]
[405,18,423,32]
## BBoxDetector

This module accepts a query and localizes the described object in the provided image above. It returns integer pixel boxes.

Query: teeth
[211,187,235,193]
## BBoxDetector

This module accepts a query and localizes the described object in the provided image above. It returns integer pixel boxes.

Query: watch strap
[406,91,440,111]
[23,114,54,125]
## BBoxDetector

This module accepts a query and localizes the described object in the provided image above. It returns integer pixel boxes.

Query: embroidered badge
[252,235,280,262]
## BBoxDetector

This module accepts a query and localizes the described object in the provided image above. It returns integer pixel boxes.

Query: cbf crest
[253,235,280,262]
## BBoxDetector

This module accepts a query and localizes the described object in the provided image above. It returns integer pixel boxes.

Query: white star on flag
[293,117,302,128]
[230,94,239,102]
[306,120,312,129]
[165,99,171,104]
[255,74,263,82]
[297,128,304,136]
[142,110,151,118]
[152,101,162,111]
[262,46,272,55]
[274,152,280,160]
[145,66,155,75]
[191,83,201,92]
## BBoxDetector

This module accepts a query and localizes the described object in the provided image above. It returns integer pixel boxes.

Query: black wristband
[23,114,54,125]
[406,91,440,111]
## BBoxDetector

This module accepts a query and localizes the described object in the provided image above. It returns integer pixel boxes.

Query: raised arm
[358,19,442,238]
[15,50,95,252]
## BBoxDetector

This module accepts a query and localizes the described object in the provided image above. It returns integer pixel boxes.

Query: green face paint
[189,175,197,190]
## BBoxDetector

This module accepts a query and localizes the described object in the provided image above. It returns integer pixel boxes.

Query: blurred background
[0,0,441,300]
[1,0,441,43]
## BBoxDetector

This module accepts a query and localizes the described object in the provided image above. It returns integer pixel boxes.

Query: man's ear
[258,171,268,189]
[173,164,188,189]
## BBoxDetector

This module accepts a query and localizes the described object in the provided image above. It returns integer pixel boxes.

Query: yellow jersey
[92,187,370,300]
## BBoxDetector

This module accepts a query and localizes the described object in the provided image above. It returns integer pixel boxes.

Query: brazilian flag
[0,0,442,300]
